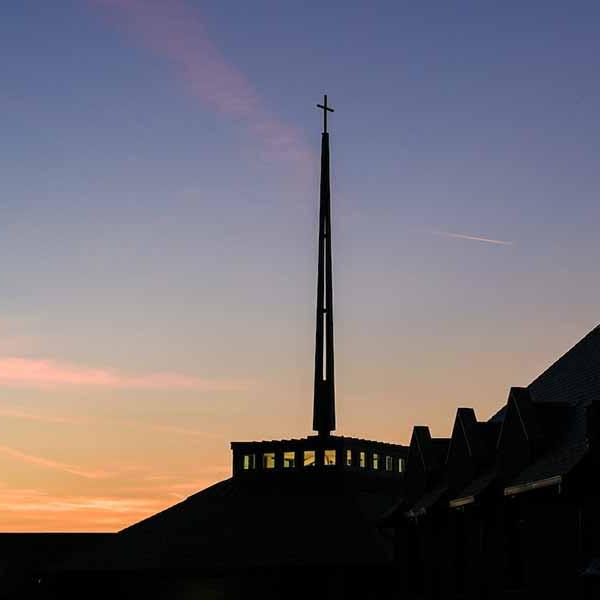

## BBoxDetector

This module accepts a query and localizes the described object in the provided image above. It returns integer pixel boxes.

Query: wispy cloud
[0,445,112,479]
[0,406,220,442]
[0,357,248,391]
[0,407,86,425]
[427,229,513,246]
[0,487,168,531]
[90,0,311,163]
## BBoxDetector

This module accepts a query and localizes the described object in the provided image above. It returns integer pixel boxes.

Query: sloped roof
[506,439,588,489]
[407,482,447,515]
[407,325,600,509]
[56,472,402,574]
[501,328,600,489]
[529,324,600,407]
[453,469,496,500]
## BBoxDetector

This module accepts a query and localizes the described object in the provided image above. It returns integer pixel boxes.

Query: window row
[242,449,405,472]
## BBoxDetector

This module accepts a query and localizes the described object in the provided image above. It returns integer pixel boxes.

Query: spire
[313,95,336,437]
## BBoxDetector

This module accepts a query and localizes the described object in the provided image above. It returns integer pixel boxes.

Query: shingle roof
[529,325,600,407]
[501,327,600,488]
[506,439,588,489]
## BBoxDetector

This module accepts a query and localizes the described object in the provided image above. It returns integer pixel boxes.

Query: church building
[3,97,600,600]
[30,97,408,600]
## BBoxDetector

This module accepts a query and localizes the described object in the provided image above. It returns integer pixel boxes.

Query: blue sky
[2,0,600,530]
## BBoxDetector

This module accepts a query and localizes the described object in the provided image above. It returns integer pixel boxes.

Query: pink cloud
[0,357,248,391]
[89,0,311,163]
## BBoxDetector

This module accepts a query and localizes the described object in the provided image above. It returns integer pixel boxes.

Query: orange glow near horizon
[0,320,590,532]
[5,0,600,534]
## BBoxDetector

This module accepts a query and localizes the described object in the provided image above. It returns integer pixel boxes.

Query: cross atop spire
[316,94,335,134]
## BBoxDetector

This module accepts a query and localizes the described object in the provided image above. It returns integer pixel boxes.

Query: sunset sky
[3,1,600,531]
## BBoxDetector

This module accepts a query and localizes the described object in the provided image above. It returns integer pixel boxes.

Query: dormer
[446,408,487,495]
[496,387,542,483]
[404,426,449,503]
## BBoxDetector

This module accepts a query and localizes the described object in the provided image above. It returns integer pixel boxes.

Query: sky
[2,0,600,531]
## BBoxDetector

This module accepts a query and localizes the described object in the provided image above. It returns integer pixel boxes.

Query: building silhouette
[388,325,600,599]
[15,97,407,600]
[2,98,600,599]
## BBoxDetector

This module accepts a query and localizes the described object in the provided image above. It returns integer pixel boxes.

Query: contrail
[428,229,513,246]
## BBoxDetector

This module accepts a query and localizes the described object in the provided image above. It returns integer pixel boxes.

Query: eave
[504,475,562,497]
[449,495,475,508]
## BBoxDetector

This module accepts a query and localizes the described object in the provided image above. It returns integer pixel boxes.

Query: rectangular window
[345,449,352,467]
[243,454,256,470]
[399,458,405,473]
[324,450,336,466]
[373,453,380,470]
[359,451,366,468]
[262,453,275,469]
[386,456,393,471]
[283,451,296,468]
[304,450,316,467]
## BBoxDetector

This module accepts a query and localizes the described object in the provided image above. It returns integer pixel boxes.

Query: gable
[446,408,480,494]
[404,427,431,501]
[497,387,539,481]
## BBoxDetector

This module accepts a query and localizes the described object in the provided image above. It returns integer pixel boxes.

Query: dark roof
[232,434,406,450]
[506,439,588,489]
[488,405,507,424]
[456,408,484,459]
[499,328,600,489]
[407,482,447,515]
[56,472,402,574]
[453,469,496,500]
[529,324,600,407]
[478,421,502,456]
[448,421,501,502]
[406,325,600,509]
[431,438,450,467]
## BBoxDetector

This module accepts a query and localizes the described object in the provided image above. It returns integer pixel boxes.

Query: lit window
[283,451,296,468]
[345,449,352,467]
[324,450,336,466]
[262,453,275,469]
[399,458,405,473]
[386,456,393,471]
[304,450,316,467]
[359,451,366,468]
[373,453,380,470]
[243,454,256,470]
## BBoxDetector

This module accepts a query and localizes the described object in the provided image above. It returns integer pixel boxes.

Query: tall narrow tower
[313,95,336,437]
